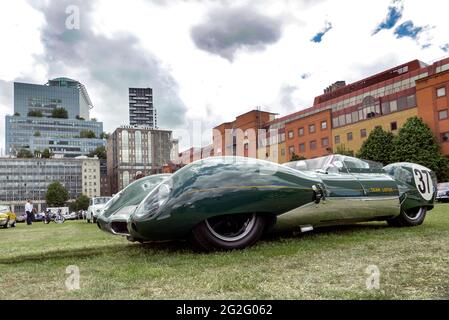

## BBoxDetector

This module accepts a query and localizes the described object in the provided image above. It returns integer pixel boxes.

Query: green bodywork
[127,156,436,241]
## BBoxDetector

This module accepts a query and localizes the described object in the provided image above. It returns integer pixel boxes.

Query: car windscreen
[342,157,385,173]
[283,155,332,171]
[101,175,170,218]
[0,206,9,213]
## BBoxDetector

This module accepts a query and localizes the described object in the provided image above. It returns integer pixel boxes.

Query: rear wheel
[387,206,427,227]
[191,213,266,251]
[3,219,9,229]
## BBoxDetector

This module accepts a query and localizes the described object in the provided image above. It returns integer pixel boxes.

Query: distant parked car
[16,213,27,223]
[34,212,46,222]
[437,182,449,203]
[0,205,17,229]
[63,212,77,220]
[86,197,112,223]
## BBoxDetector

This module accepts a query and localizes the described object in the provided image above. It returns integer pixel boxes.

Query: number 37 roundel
[412,164,435,201]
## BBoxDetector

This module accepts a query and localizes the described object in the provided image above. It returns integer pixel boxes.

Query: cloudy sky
[0,0,448,153]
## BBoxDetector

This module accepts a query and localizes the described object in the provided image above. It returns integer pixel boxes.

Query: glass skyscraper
[6,78,105,157]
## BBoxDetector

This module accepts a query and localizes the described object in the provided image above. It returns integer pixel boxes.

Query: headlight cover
[134,183,171,219]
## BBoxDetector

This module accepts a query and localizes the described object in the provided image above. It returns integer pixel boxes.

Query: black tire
[87,219,91,223]
[3,219,9,229]
[387,206,427,227]
[11,221,16,228]
[191,213,266,251]
[93,217,97,224]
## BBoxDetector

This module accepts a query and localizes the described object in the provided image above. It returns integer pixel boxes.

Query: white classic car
[86,197,112,223]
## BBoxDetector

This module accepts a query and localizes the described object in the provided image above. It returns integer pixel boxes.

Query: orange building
[283,109,332,160]
[178,56,449,167]
[416,68,449,156]
[212,110,276,158]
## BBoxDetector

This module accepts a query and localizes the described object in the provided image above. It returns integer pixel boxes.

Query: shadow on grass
[1,222,390,265]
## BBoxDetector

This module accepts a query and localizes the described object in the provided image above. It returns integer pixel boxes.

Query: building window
[437,87,446,97]
[390,100,398,112]
[279,133,286,142]
[310,140,317,150]
[360,129,367,138]
[321,137,329,147]
[390,122,398,131]
[299,143,305,153]
[288,130,294,139]
[309,124,316,133]
[244,143,249,150]
[281,148,285,156]
[335,135,340,144]
[439,109,448,120]
[333,117,339,128]
[441,132,449,142]
[288,146,295,154]
[298,127,304,136]
[321,121,327,130]
[347,132,353,141]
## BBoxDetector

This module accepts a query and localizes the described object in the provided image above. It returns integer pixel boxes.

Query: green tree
[16,149,33,158]
[76,115,85,120]
[88,146,106,159]
[335,144,354,156]
[45,181,69,207]
[391,116,449,182]
[290,152,305,161]
[14,112,20,116]
[33,131,41,137]
[100,132,109,139]
[41,148,53,159]
[51,107,68,119]
[28,110,43,117]
[80,130,96,139]
[356,126,394,165]
[75,194,90,211]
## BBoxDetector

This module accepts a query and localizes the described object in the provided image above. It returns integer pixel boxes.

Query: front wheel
[387,206,427,227]
[191,213,266,251]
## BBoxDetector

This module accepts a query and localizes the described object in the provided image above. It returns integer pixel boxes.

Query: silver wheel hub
[205,213,257,242]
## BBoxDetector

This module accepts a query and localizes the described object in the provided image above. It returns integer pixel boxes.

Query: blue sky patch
[311,21,332,43]
[372,0,403,35]
[394,20,423,39]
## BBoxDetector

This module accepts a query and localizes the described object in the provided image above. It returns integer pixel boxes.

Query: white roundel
[412,164,434,201]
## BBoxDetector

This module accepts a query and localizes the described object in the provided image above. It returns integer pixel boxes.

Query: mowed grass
[1,204,449,300]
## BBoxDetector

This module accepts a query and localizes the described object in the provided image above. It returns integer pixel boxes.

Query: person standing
[25,200,34,225]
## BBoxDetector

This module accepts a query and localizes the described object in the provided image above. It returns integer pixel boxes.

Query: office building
[5,78,105,157]
[178,56,449,165]
[14,78,92,120]
[0,157,98,212]
[5,116,104,157]
[129,88,156,128]
[78,156,101,199]
[107,126,175,193]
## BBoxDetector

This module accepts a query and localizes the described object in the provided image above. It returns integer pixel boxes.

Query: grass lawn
[1,204,449,300]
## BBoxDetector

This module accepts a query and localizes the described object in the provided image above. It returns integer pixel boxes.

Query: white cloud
[1,0,449,153]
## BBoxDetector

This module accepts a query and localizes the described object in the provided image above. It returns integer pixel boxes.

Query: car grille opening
[111,221,129,235]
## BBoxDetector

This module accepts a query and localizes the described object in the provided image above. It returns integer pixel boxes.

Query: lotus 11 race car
[98,155,437,251]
